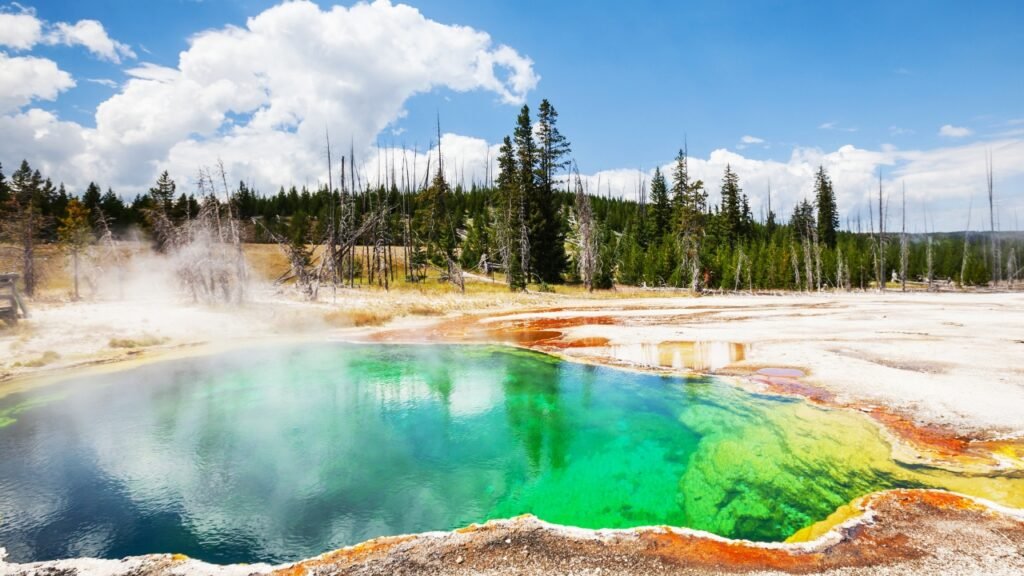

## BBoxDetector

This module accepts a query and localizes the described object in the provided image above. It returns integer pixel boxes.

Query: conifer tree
[495,135,526,290]
[83,182,102,223]
[149,171,176,214]
[814,166,839,248]
[670,148,689,223]
[720,164,743,243]
[530,100,569,283]
[676,150,707,291]
[513,105,537,280]
[0,162,8,206]
[5,160,41,296]
[650,166,670,237]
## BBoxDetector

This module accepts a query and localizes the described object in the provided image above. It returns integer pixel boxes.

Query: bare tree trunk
[926,236,935,291]
[878,172,886,292]
[901,182,908,292]
[571,168,598,291]
[802,236,813,292]
[72,250,79,301]
[987,153,1001,284]
[734,248,744,292]
[790,244,801,290]
[1007,247,1017,288]
[961,195,973,288]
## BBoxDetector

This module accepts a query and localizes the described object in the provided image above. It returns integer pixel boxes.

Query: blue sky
[2,0,1023,229]
[21,0,1024,168]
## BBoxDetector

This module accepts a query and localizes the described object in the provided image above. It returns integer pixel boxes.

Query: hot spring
[0,344,1019,564]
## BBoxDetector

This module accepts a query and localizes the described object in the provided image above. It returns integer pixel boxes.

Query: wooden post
[0,273,28,324]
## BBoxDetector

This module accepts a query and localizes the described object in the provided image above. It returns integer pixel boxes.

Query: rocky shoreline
[3,490,1023,575]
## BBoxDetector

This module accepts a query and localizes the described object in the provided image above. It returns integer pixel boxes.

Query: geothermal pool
[0,344,1019,564]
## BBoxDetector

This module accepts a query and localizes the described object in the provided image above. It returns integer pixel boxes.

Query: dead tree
[836,247,849,291]
[94,205,125,299]
[1007,247,1018,288]
[144,172,248,304]
[0,190,40,297]
[446,255,465,294]
[877,172,886,292]
[960,194,973,288]
[812,226,822,291]
[790,243,801,290]
[569,166,598,291]
[926,236,935,291]
[217,160,248,303]
[733,248,750,293]
[900,182,908,292]
[987,153,1001,284]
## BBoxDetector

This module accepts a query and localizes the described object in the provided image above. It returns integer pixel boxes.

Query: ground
[1,245,1023,574]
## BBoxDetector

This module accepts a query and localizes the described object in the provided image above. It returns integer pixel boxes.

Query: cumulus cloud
[1,1,1020,233]
[0,9,43,50]
[0,51,75,112]
[45,19,136,63]
[939,124,972,138]
[0,0,537,197]
[0,6,133,62]
[566,140,1024,233]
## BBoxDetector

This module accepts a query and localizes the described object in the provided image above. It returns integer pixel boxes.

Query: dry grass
[322,309,395,327]
[4,242,708,303]
[14,350,60,368]
[404,303,446,316]
[108,335,169,349]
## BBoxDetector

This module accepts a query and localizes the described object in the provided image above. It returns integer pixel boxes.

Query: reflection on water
[0,344,1019,565]
[604,341,746,370]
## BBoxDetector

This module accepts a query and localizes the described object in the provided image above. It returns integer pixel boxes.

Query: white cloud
[45,19,136,63]
[0,0,538,197]
[0,51,75,112]
[0,9,43,50]
[1,1,1020,233]
[85,77,118,88]
[0,7,133,62]
[939,124,972,138]
[124,62,180,83]
[819,121,858,133]
[568,140,1024,233]
[740,135,764,145]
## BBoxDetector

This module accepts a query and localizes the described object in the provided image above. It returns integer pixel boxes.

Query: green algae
[0,392,65,428]
[0,344,1020,564]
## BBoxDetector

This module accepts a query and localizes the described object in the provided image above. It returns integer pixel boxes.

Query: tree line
[1,99,1020,297]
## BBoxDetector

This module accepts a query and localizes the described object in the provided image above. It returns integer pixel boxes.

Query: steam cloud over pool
[0,344,1020,564]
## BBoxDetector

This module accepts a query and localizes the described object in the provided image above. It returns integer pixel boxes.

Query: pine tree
[5,160,41,296]
[814,166,839,248]
[83,182,102,223]
[650,166,670,237]
[720,164,743,243]
[529,101,568,283]
[149,170,176,214]
[54,183,69,220]
[513,105,537,281]
[670,148,689,224]
[0,162,8,206]
[99,189,127,230]
[536,100,571,196]
[495,135,526,290]
[676,148,707,291]
[791,199,816,237]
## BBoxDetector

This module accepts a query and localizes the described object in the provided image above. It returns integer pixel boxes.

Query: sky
[1,0,1022,231]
